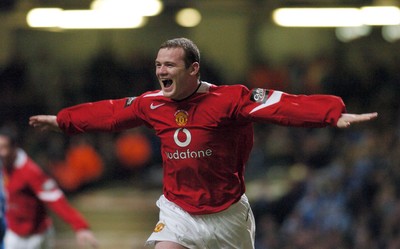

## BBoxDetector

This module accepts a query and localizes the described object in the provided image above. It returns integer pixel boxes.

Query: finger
[351,113,378,123]
[29,117,37,125]
[344,112,377,124]
[341,121,350,128]
[29,115,42,122]
[361,112,378,119]
[29,118,43,127]
[29,120,40,127]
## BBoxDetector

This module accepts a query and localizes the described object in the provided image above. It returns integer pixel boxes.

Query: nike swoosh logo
[150,103,166,110]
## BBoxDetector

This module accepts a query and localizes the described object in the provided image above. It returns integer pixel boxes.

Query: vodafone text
[166,128,213,160]
[166,148,213,160]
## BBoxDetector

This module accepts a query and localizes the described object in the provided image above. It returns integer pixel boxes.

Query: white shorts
[146,195,255,249]
[4,227,55,249]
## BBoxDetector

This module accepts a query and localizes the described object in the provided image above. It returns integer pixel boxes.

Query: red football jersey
[3,149,89,236]
[57,83,345,214]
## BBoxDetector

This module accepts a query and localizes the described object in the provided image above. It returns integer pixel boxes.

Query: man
[0,166,5,249]
[0,127,98,249]
[29,38,377,249]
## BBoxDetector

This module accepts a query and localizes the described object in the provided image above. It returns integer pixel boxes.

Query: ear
[189,62,200,76]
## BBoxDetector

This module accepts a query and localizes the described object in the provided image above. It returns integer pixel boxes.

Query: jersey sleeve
[57,97,145,135]
[26,162,89,231]
[235,86,346,127]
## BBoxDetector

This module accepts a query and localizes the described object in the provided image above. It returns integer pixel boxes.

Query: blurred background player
[0,163,5,249]
[0,127,99,249]
[29,37,377,249]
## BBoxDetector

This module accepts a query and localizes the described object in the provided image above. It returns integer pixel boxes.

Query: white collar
[14,148,28,169]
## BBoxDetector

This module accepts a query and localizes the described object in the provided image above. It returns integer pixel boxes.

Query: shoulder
[13,150,44,179]
[207,83,249,93]
[205,83,251,99]
[141,89,164,99]
[19,150,40,170]
[121,90,168,112]
[128,90,169,106]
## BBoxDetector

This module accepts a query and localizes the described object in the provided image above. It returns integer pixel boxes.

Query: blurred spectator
[50,136,103,192]
[115,130,152,170]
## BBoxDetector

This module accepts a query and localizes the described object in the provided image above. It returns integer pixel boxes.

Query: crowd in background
[246,53,400,249]
[0,46,399,249]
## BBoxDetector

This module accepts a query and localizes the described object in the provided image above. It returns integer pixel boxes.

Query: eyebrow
[155,60,177,65]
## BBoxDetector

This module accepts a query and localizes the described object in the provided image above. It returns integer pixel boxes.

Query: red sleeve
[44,197,89,231]
[26,162,89,231]
[236,87,346,127]
[57,97,145,135]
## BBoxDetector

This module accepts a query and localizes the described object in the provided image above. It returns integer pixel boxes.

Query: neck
[173,80,201,102]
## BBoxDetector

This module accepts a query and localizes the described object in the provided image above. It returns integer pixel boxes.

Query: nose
[157,65,168,75]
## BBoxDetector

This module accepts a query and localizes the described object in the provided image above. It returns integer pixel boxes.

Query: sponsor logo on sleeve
[125,97,136,107]
[250,88,270,104]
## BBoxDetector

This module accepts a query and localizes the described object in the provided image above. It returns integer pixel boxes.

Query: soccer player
[0,127,99,249]
[29,38,377,249]
[0,168,5,249]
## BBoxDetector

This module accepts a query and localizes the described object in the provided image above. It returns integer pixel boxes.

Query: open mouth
[162,79,173,88]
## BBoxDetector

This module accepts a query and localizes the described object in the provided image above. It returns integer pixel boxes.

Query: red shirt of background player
[3,149,89,236]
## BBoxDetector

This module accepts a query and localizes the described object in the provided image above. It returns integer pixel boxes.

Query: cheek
[0,149,7,158]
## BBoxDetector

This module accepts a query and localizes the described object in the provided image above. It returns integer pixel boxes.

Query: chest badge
[175,110,188,126]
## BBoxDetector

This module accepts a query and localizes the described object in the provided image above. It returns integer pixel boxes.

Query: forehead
[156,47,185,63]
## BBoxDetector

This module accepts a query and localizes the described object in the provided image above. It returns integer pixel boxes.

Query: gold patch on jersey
[175,110,188,126]
[154,222,165,233]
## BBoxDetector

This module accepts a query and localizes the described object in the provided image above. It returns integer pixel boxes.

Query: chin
[162,90,175,99]
[162,86,177,98]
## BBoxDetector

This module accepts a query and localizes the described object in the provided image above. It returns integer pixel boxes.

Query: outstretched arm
[237,87,378,128]
[239,88,347,127]
[336,112,378,128]
[29,98,145,135]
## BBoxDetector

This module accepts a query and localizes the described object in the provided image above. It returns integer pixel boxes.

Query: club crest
[175,110,188,126]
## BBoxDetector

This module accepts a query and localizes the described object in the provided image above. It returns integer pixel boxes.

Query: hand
[29,115,61,132]
[76,229,99,248]
[337,112,378,128]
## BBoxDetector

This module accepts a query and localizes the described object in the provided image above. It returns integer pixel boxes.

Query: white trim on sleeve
[249,91,283,114]
[38,189,63,202]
